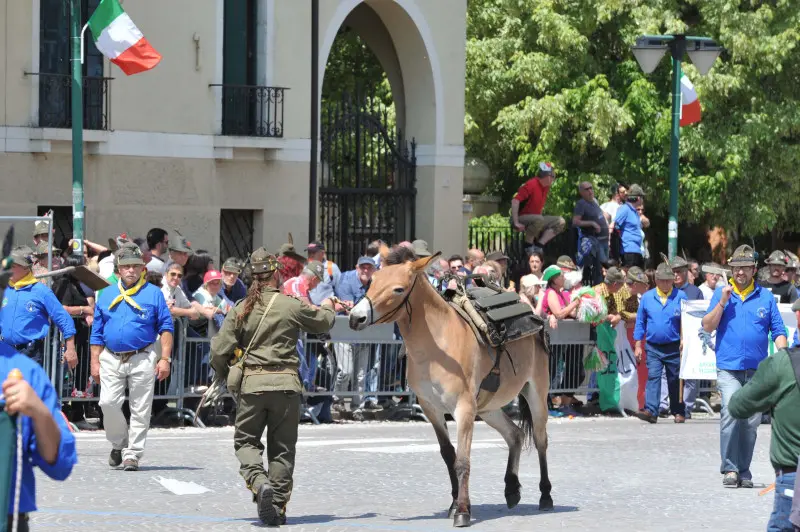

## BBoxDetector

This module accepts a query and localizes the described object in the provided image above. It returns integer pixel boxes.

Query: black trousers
[621,253,644,269]
[7,513,29,532]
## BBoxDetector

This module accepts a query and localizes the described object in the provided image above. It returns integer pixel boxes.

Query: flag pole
[70,0,85,258]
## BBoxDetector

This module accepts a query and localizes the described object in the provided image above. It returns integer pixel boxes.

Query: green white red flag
[88,0,162,76]
[679,73,701,127]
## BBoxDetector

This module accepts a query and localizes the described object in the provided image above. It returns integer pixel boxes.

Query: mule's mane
[383,246,417,266]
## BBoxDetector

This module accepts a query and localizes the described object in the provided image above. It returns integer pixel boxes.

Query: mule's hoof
[447,501,458,519]
[539,496,554,512]
[505,489,521,509]
[453,512,471,527]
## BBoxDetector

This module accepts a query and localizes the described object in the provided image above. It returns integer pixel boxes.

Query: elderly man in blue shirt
[633,262,688,424]
[0,240,76,531]
[90,243,173,472]
[0,246,77,369]
[702,245,787,489]
[332,256,377,413]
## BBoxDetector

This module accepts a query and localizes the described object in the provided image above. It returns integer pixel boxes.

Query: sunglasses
[169,272,183,278]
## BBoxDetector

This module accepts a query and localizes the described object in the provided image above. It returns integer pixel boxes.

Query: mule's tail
[517,387,535,452]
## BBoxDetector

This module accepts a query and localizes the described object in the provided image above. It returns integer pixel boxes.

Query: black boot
[256,483,280,526]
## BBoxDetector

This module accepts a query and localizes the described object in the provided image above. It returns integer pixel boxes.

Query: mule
[348,247,553,527]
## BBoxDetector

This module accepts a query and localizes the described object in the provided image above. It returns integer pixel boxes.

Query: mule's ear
[411,251,441,271]
[379,243,390,263]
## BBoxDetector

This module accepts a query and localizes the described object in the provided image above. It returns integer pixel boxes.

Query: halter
[363,274,419,326]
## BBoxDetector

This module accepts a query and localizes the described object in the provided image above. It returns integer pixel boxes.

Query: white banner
[680,301,796,380]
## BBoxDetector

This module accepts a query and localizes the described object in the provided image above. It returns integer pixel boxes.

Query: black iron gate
[319,91,416,271]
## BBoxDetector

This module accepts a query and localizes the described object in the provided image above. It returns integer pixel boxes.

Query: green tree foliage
[465,0,800,238]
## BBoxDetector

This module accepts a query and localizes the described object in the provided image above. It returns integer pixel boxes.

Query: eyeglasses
[169,272,183,278]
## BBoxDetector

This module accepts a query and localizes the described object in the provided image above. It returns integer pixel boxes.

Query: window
[220,209,256,263]
[38,0,107,129]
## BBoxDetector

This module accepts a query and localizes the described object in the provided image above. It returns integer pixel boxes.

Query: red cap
[203,270,223,284]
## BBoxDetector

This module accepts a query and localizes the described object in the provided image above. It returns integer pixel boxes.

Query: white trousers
[98,346,157,462]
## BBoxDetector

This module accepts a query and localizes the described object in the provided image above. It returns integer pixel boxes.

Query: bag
[227,293,278,396]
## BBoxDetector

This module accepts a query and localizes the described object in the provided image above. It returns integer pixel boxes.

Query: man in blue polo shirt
[90,243,173,472]
[613,184,645,269]
[0,246,77,369]
[633,262,688,424]
[0,238,77,531]
[702,244,787,489]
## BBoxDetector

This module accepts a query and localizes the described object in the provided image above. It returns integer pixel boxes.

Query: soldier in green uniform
[210,247,340,526]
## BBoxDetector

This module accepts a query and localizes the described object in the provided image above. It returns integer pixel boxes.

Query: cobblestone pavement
[32,415,775,531]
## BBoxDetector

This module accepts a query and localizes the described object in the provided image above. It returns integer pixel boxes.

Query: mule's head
[349,244,441,330]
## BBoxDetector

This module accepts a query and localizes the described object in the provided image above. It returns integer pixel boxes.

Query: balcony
[28,72,111,131]
[211,84,286,138]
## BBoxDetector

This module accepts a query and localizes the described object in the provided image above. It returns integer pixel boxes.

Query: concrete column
[415,164,463,257]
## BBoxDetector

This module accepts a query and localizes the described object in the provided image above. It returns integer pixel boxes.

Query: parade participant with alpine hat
[702,244,788,488]
[210,247,342,526]
[0,228,77,531]
[0,246,77,369]
[633,261,688,424]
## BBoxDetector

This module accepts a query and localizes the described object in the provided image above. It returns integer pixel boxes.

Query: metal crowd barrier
[45,314,718,427]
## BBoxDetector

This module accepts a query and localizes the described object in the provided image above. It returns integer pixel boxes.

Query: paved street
[33,415,774,531]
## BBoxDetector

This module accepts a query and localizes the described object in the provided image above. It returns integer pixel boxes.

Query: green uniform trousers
[234,390,302,507]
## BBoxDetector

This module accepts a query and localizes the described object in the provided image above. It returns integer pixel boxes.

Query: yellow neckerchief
[730,277,755,300]
[109,272,147,311]
[656,286,672,305]
[10,271,39,290]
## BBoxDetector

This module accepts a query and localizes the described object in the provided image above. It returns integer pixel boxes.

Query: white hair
[563,270,583,291]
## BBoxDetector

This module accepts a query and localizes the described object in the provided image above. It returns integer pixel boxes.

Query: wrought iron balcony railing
[27,72,111,131]
[210,84,286,138]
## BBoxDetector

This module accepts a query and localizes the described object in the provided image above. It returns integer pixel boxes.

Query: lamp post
[631,35,722,259]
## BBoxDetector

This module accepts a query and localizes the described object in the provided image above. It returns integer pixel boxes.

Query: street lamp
[631,35,722,259]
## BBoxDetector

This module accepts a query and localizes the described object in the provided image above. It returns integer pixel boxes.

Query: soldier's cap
[278,242,306,263]
[626,266,648,285]
[33,220,49,236]
[784,250,799,269]
[411,239,432,257]
[10,246,34,268]
[304,261,326,282]
[168,231,194,254]
[33,241,60,257]
[107,233,132,252]
[486,251,509,262]
[627,184,645,198]
[357,256,377,268]
[115,242,146,266]
[728,245,757,267]
[655,262,675,280]
[249,247,283,275]
[221,257,243,274]
[670,255,689,270]
[556,255,577,271]
[305,241,325,253]
[792,299,800,312]
[604,266,625,284]
[765,250,789,267]
[537,161,554,177]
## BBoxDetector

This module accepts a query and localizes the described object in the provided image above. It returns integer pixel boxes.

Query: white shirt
[699,283,715,300]
[98,255,115,279]
[601,201,620,220]
[147,254,166,275]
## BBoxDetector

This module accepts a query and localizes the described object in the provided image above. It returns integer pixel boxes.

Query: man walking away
[613,184,645,269]
[728,313,800,531]
[702,245,787,488]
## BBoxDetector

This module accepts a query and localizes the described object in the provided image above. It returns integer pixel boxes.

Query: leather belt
[109,346,152,364]
[246,364,297,373]
[776,466,797,475]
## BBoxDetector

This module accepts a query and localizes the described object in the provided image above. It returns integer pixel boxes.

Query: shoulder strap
[787,347,800,391]
[239,293,279,367]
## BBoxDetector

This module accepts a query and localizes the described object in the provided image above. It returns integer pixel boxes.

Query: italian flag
[679,73,701,127]
[88,0,162,76]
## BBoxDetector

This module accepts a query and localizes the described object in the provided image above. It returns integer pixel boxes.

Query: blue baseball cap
[357,256,376,268]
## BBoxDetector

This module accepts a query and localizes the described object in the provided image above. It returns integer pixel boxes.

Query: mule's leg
[452,397,477,527]
[417,398,459,517]
[520,381,553,511]
[479,409,523,509]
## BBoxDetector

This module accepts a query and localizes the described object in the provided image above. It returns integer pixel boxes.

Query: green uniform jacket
[210,287,335,393]
[728,349,800,471]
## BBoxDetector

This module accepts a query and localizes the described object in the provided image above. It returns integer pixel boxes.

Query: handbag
[226,293,278,396]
